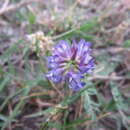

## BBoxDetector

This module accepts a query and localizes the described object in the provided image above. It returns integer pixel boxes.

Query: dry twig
[94,47,130,55]
[88,75,130,81]
[0,0,39,15]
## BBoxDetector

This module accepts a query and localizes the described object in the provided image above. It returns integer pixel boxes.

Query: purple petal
[75,39,91,61]
[79,59,95,74]
[48,56,58,69]
[71,40,78,59]
[53,40,71,59]
[67,72,85,91]
[69,78,85,91]
[79,54,93,65]
[46,71,61,83]
[46,66,66,82]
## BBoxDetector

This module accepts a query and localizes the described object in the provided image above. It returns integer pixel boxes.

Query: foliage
[0,0,130,130]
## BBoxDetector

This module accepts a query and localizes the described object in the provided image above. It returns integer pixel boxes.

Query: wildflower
[27,31,54,55]
[47,39,94,91]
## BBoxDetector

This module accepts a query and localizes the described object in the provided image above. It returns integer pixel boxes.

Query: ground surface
[0,0,130,130]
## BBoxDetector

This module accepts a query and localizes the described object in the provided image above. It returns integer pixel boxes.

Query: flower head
[47,39,95,91]
[27,31,54,56]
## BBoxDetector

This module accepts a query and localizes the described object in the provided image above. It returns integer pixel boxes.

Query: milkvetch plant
[47,39,95,91]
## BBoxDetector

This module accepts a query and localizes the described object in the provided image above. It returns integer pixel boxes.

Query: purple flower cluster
[46,39,94,91]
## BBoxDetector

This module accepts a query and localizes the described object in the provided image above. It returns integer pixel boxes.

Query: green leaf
[110,82,128,110]
[65,116,91,128]
[123,40,130,48]
[52,17,98,40]
[0,39,23,63]
[103,99,116,111]
[43,122,62,130]
[83,90,100,120]
[0,114,8,122]
[0,76,10,92]
[97,62,117,76]
[79,17,98,32]
[27,11,36,25]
